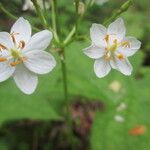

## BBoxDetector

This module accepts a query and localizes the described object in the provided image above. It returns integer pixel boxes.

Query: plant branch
[103,0,133,26]
[31,0,48,29]
[51,0,60,43]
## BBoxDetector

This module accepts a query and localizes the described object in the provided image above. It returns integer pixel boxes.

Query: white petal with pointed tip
[107,18,126,42]
[111,56,133,75]
[90,24,107,47]
[83,45,105,59]
[24,50,56,74]
[13,64,38,95]
[0,62,15,82]
[118,36,141,57]
[94,58,111,78]
[24,30,53,52]
[0,32,14,49]
[10,17,31,45]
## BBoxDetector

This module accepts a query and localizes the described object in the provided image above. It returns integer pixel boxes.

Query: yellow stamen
[0,57,7,62]
[104,53,112,60]
[0,44,7,50]
[10,32,19,45]
[121,41,130,48]
[10,57,27,67]
[107,39,118,52]
[117,54,124,59]
[18,40,25,49]
[104,35,109,43]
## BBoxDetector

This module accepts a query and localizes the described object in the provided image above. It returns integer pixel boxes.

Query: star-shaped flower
[83,18,141,78]
[0,17,56,94]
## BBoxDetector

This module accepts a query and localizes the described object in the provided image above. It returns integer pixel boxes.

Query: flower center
[9,49,27,67]
[11,49,21,59]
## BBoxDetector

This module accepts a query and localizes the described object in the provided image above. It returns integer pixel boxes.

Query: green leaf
[0,65,63,124]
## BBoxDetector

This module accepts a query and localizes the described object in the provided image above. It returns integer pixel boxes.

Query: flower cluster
[83,18,141,78]
[0,16,141,95]
[0,17,56,94]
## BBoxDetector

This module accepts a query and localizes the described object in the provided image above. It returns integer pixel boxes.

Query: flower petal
[90,23,107,47]
[111,56,132,75]
[107,18,126,42]
[24,50,56,74]
[83,45,105,59]
[0,62,15,82]
[94,58,111,78]
[24,30,53,52]
[0,32,14,49]
[13,64,38,95]
[10,17,31,45]
[118,36,141,57]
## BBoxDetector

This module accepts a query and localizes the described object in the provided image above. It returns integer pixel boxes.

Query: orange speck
[129,125,146,136]
[0,57,7,62]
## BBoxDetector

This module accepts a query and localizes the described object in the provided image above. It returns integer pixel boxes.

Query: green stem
[103,0,133,26]
[63,26,76,46]
[31,0,48,29]
[0,2,40,32]
[51,0,60,43]
[60,49,76,149]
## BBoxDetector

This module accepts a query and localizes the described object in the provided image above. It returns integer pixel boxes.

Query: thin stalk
[103,0,133,26]
[0,3,39,32]
[51,0,60,43]
[60,49,76,149]
[31,0,48,29]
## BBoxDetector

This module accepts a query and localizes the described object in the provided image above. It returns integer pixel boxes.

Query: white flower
[114,115,125,123]
[95,0,108,5]
[0,17,56,94]
[22,0,50,11]
[83,18,141,78]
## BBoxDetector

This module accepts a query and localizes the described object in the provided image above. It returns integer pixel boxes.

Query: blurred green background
[0,0,150,149]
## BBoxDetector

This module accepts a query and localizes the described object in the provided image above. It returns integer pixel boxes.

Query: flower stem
[31,0,48,29]
[103,0,133,26]
[60,49,76,149]
[0,2,39,32]
[51,0,60,44]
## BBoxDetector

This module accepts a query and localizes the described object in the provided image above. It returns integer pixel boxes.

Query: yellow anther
[104,52,112,60]
[18,40,25,49]
[107,39,118,52]
[10,57,27,67]
[10,32,19,45]
[104,35,109,43]
[117,54,124,59]
[10,60,22,67]
[121,41,130,48]
[0,44,7,51]
[0,57,7,62]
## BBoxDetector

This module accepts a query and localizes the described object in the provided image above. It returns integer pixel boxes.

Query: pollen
[104,52,112,60]
[121,41,130,48]
[18,40,25,49]
[104,35,109,43]
[117,54,124,59]
[0,57,7,62]
[0,44,7,51]
[10,32,19,45]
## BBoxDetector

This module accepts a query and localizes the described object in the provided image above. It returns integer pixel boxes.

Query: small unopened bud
[114,115,124,123]
[109,80,122,93]
[78,2,85,15]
